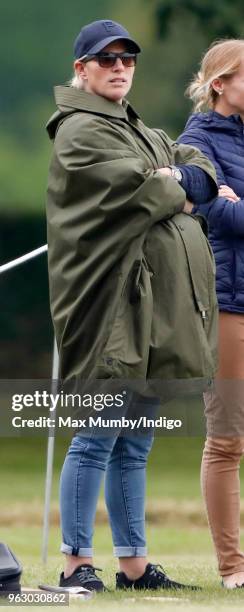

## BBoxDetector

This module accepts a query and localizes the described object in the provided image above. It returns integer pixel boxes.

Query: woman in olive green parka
[47,89,218,385]
[46,19,218,593]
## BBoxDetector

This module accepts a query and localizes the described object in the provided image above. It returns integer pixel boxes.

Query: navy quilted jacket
[178,111,244,313]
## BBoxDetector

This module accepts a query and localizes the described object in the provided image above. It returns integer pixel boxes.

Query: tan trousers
[201,312,244,576]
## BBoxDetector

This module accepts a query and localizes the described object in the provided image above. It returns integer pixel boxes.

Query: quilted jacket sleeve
[178,129,226,185]
[178,128,244,236]
[206,197,244,236]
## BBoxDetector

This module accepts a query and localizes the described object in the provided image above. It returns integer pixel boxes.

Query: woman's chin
[106,86,129,102]
[107,94,125,104]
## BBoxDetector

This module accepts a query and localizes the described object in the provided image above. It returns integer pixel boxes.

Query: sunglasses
[80,52,137,68]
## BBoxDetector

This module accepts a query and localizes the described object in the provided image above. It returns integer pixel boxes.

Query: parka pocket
[128,257,153,305]
[101,257,153,374]
[129,260,143,304]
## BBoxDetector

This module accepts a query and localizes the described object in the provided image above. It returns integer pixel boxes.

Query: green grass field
[0,436,208,502]
[1,436,244,610]
[2,525,244,611]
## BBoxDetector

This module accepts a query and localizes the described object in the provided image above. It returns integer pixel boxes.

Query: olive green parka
[46,86,218,385]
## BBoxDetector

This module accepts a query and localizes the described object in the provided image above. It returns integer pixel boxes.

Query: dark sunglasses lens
[122,55,137,66]
[98,57,116,68]
[97,54,137,68]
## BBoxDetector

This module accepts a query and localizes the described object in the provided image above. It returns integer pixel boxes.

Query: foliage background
[1,0,244,373]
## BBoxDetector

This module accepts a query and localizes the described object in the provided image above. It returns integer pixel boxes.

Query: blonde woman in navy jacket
[179,39,244,588]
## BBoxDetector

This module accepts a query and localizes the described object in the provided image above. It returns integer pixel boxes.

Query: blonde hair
[186,39,244,111]
[69,68,85,90]
[70,75,83,89]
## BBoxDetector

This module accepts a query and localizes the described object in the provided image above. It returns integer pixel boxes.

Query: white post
[42,338,59,564]
[0,245,48,274]
[0,244,58,563]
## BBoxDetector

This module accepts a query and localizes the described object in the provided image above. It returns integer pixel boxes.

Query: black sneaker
[59,564,105,592]
[116,563,201,591]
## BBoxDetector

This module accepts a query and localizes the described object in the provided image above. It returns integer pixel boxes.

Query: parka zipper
[171,216,212,326]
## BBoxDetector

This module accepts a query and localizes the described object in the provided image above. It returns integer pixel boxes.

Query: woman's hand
[158,168,193,213]
[157,167,172,176]
[183,199,194,214]
[218,185,240,202]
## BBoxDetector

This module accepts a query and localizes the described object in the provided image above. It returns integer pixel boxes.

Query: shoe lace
[76,566,102,585]
[149,563,166,577]
[149,564,172,587]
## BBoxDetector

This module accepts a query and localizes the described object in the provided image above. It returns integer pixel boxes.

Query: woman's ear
[211,78,224,95]
[74,60,87,80]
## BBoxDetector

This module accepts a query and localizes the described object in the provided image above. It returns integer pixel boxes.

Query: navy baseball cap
[74,19,141,59]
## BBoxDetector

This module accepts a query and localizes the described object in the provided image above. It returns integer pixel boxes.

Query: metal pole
[42,337,59,564]
[0,244,55,562]
[0,244,47,274]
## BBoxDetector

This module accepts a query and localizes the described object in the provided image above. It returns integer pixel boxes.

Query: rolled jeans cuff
[113,546,147,558]
[61,543,93,557]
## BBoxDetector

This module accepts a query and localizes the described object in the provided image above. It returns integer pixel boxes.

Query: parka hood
[46,85,139,140]
[46,109,72,140]
[184,111,243,135]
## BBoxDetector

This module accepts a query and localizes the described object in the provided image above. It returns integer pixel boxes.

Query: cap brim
[88,35,141,55]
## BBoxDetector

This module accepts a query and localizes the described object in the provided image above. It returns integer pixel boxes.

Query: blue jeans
[60,396,158,558]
